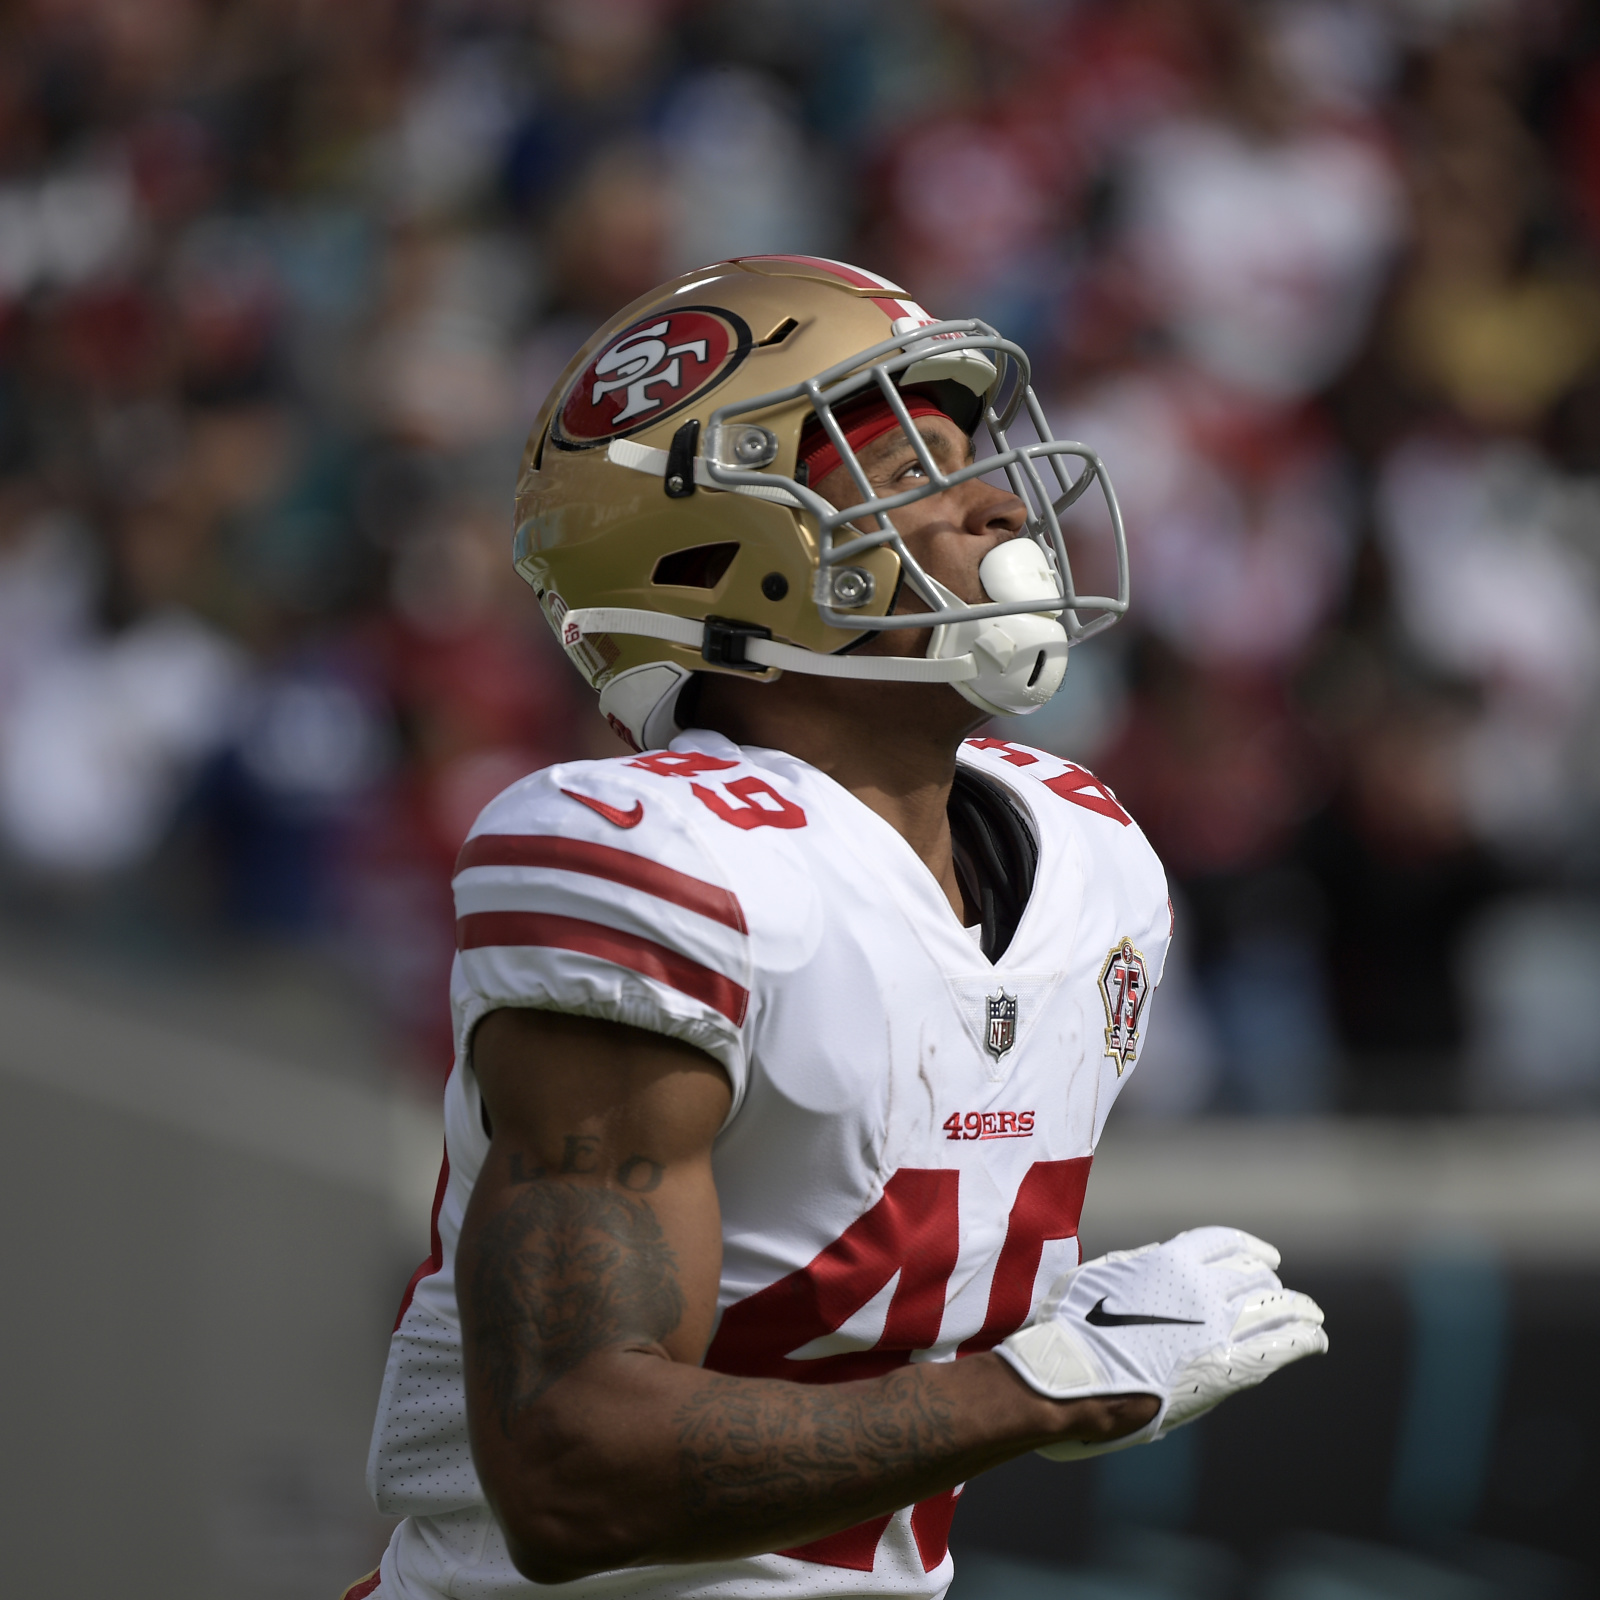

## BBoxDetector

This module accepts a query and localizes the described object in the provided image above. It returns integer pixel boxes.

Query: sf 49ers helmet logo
[1099,937,1149,1075]
[554,306,753,447]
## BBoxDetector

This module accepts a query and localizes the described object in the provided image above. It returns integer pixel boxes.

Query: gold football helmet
[512,254,1128,749]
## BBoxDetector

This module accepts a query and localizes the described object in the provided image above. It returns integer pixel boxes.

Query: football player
[346,256,1326,1600]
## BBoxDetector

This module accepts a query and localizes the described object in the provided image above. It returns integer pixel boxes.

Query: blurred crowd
[1,0,1598,1110]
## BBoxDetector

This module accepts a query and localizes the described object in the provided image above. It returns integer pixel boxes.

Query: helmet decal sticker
[554,306,752,447]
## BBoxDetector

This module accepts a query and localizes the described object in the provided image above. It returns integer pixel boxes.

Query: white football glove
[996,1225,1328,1461]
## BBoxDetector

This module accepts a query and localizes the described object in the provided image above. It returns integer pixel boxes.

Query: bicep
[460,1009,733,1422]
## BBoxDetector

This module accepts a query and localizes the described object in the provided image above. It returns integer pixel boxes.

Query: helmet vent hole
[757,316,799,347]
[1027,651,1046,688]
[652,542,740,590]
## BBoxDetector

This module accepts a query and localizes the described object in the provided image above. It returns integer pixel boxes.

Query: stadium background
[0,0,1597,1595]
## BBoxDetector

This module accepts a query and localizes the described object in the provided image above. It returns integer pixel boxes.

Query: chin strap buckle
[701,615,772,671]
[664,419,700,498]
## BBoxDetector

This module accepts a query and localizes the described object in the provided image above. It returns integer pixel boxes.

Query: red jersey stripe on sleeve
[455,834,748,934]
[457,911,750,1026]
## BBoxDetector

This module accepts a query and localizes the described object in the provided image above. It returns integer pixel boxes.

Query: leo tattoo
[618,1155,665,1192]
[467,1181,685,1434]
[560,1134,600,1173]
[506,1147,663,1190]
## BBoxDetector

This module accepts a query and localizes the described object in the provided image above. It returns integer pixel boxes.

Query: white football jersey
[365,729,1170,1599]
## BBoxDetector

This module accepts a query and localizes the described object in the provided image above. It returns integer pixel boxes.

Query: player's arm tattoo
[467,1180,686,1435]
[508,1152,665,1190]
[671,1366,960,1517]
[617,1155,664,1192]
[505,1146,663,1190]
[559,1134,600,1173]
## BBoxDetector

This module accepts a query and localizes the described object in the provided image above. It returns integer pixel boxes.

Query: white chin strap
[570,538,1068,747]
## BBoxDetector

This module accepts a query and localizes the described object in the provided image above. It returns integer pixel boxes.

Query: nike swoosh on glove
[995,1225,1328,1461]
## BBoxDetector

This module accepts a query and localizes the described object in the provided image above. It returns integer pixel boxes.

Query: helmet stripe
[738,254,907,293]
[735,255,926,325]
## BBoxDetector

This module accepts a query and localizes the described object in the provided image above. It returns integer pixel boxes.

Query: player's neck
[690,674,982,921]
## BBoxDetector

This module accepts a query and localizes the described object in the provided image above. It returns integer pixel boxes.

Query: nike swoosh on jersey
[1085,1296,1203,1328]
[562,789,645,829]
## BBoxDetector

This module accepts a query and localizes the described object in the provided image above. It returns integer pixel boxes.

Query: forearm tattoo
[472,1151,957,1527]
[671,1366,960,1518]
[468,1179,685,1434]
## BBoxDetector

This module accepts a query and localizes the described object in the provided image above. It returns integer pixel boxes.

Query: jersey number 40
[703,1159,1092,1574]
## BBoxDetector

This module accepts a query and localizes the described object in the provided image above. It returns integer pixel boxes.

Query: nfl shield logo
[985,991,1018,1059]
[1099,937,1150,1075]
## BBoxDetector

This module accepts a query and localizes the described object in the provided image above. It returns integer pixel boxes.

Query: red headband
[798,395,950,489]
